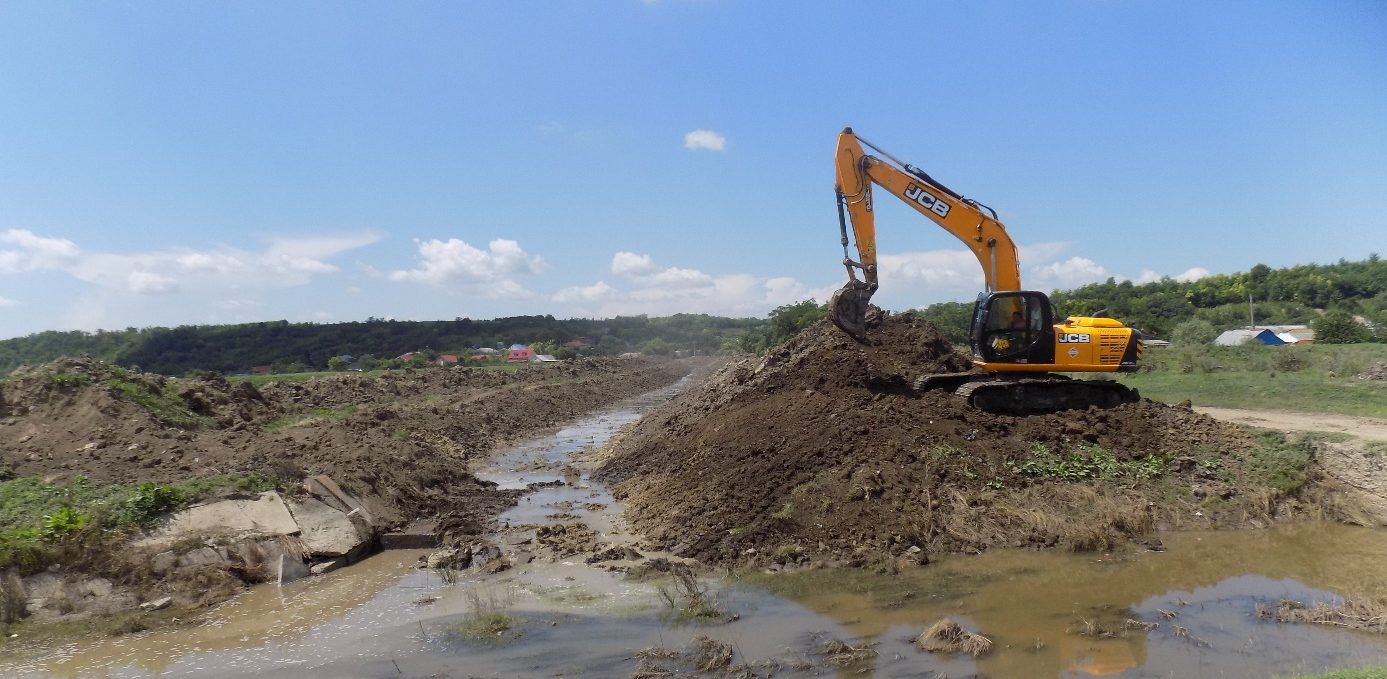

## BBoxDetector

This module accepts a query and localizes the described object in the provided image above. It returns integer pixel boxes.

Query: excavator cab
[969,291,1056,366]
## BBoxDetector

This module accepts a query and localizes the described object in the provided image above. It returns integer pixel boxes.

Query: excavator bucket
[829,280,873,341]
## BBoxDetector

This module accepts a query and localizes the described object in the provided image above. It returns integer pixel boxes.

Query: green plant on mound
[1287,668,1387,679]
[92,365,207,429]
[1245,431,1315,494]
[1009,443,1168,483]
[0,473,279,572]
[46,371,92,388]
[260,406,357,432]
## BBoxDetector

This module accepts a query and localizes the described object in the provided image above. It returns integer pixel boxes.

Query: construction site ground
[3,315,1387,677]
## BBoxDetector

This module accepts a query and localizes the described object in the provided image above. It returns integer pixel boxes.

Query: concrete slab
[276,554,310,585]
[303,475,373,525]
[381,519,438,549]
[289,497,369,557]
[138,491,299,549]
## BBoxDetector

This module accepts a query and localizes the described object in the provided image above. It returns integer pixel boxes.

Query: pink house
[507,348,535,363]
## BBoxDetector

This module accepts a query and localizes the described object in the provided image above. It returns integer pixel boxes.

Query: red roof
[439,354,458,363]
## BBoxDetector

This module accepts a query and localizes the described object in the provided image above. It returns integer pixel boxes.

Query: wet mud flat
[6,373,1387,678]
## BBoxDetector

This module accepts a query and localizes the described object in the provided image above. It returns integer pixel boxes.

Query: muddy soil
[596,311,1355,567]
[0,355,692,618]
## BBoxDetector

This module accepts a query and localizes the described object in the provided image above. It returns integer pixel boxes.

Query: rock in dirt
[289,496,371,558]
[140,596,173,611]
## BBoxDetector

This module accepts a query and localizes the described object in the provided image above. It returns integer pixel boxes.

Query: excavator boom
[828,127,1142,414]
[831,128,1022,336]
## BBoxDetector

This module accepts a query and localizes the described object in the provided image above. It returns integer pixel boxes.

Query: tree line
[0,314,761,376]
[3,256,1382,376]
[915,255,1387,344]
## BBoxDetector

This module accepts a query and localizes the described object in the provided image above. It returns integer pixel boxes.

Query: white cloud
[553,281,616,303]
[1029,256,1111,289]
[611,251,715,289]
[127,270,178,294]
[877,249,986,291]
[0,228,80,272]
[1175,266,1211,283]
[611,251,660,277]
[1136,269,1164,284]
[0,295,17,307]
[389,237,546,286]
[683,129,727,152]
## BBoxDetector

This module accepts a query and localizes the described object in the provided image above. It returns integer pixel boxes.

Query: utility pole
[1248,293,1255,330]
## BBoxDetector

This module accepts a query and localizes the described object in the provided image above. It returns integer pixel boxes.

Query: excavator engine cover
[829,280,874,341]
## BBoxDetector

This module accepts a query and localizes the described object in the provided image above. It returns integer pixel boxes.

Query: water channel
[7,380,1387,678]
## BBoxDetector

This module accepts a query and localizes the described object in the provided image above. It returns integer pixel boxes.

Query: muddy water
[8,379,1387,678]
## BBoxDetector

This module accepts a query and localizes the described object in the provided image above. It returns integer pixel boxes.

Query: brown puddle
[5,376,1387,678]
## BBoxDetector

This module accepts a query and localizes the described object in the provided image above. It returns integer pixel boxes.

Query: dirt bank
[596,311,1361,568]
[0,355,691,625]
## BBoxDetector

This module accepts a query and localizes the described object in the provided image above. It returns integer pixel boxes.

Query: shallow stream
[8,381,1387,678]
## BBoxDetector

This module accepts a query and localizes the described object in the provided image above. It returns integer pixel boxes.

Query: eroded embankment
[596,312,1370,568]
[0,355,691,627]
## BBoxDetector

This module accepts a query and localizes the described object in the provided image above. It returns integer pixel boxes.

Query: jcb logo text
[904,183,950,218]
[1058,333,1091,343]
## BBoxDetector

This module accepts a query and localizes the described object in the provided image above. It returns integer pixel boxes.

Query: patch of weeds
[261,406,358,432]
[1247,431,1315,494]
[450,588,518,643]
[40,506,90,538]
[774,543,800,561]
[1009,443,1167,482]
[46,371,92,388]
[769,502,794,524]
[102,367,206,429]
[657,564,724,622]
[692,636,734,672]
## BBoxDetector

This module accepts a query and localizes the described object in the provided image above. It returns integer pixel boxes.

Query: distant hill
[0,314,761,377]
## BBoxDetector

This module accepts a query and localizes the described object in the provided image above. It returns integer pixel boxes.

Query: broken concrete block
[381,519,438,549]
[137,491,299,549]
[303,475,373,526]
[309,559,344,576]
[177,547,227,568]
[150,551,177,575]
[140,596,172,611]
[276,554,310,585]
[289,497,370,557]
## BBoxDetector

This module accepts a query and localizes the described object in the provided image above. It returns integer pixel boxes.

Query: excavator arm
[831,127,1023,338]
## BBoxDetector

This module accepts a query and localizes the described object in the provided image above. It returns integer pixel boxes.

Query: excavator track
[914,373,1139,415]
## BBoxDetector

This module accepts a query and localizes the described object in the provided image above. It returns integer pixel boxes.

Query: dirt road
[1195,406,1387,442]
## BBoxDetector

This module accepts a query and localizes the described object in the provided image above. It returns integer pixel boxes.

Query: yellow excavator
[829,127,1142,414]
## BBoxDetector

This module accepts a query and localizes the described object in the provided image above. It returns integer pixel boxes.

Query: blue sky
[1,1,1384,338]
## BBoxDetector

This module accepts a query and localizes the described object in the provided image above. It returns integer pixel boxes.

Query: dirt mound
[597,312,1277,567]
[1357,361,1387,382]
[3,356,690,529]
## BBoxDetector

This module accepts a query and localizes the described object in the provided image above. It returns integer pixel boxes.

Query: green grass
[1286,668,1387,679]
[1007,443,1168,482]
[100,366,207,428]
[0,474,277,571]
[1120,343,1387,418]
[1243,431,1315,493]
[261,406,358,432]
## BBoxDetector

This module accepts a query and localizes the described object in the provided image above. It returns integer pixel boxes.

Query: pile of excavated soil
[597,311,1314,568]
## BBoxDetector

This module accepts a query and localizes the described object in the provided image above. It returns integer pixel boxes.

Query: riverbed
[8,380,1387,679]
